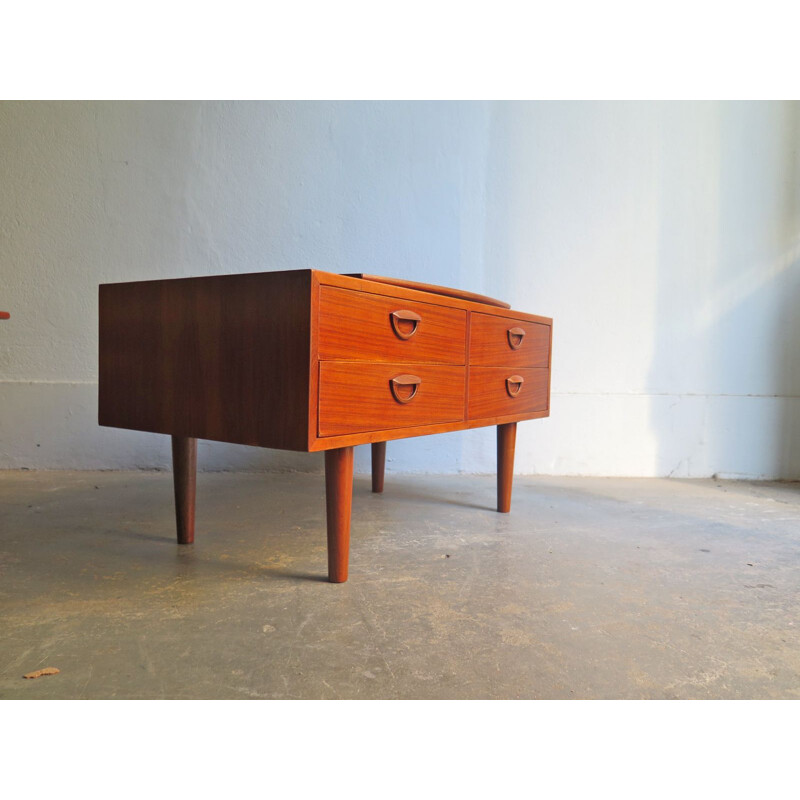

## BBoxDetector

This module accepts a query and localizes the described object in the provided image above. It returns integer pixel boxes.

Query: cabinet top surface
[99,269,551,324]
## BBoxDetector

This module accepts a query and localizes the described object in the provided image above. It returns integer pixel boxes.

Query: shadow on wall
[649,102,800,480]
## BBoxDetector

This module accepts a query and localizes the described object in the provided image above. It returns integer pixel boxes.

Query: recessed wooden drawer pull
[506,375,525,397]
[390,373,422,404]
[507,326,526,350]
[390,309,422,340]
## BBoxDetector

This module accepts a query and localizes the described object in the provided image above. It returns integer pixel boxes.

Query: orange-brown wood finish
[99,269,552,582]
[171,436,197,544]
[318,362,466,436]
[371,442,386,493]
[318,286,466,364]
[99,271,313,451]
[469,312,551,369]
[468,367,549,420]
[497,423,517,513]
[349,274,511,309]
[325,447,354,583]
[324,271,551,324]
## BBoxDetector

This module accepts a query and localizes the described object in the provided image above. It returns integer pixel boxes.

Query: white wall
[1,101,798,477]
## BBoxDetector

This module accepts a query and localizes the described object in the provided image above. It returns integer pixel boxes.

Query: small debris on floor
[23,667,60,679]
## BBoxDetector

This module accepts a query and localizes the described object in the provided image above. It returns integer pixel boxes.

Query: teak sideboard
[99,270,552,582]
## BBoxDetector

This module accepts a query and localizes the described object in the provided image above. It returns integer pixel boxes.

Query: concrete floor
[0,470,798,699]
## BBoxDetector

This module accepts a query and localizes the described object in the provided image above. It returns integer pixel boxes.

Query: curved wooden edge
[349,274,511,309]
[320,271,551,324]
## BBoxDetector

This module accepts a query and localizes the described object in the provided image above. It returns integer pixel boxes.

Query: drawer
[319,362,465,436]
[318,286,467,364]
[468,367,549,420]
[469,312,550,368]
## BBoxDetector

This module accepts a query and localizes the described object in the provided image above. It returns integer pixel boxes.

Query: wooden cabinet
[99,269,552,582]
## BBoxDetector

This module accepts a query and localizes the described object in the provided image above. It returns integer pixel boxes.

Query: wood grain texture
[371,441,386,493]
[172,436,197,544]
[100,268,553,581]
[325,446,354,583]
[320,271,552,325]
[307,271,322,447]
[318,362,465,436]
[100,269,551,453]
[469,313,551,368]
[318,286,466,364]
[308,410,549,450]
[497,423,516,513]
[99,270,313,451]
[348,274,511,309]
[468,367,548,420]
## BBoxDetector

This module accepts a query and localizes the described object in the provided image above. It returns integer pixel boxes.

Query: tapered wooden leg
[497,423,517,513]
[171,436,197,544]
[371,441,386,493]
[325,446,354,583]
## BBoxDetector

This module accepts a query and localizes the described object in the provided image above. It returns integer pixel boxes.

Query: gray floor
[1,469,798,699]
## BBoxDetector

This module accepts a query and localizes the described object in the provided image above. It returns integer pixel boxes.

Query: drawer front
[468,367,549,420]
[469,312,550,368]
[319,362,465,436]
[318,286,467,364]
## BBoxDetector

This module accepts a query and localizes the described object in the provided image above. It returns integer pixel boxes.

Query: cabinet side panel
[99,271,311,451]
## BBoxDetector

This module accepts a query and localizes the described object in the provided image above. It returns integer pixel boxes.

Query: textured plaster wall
[1,101,798,476]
